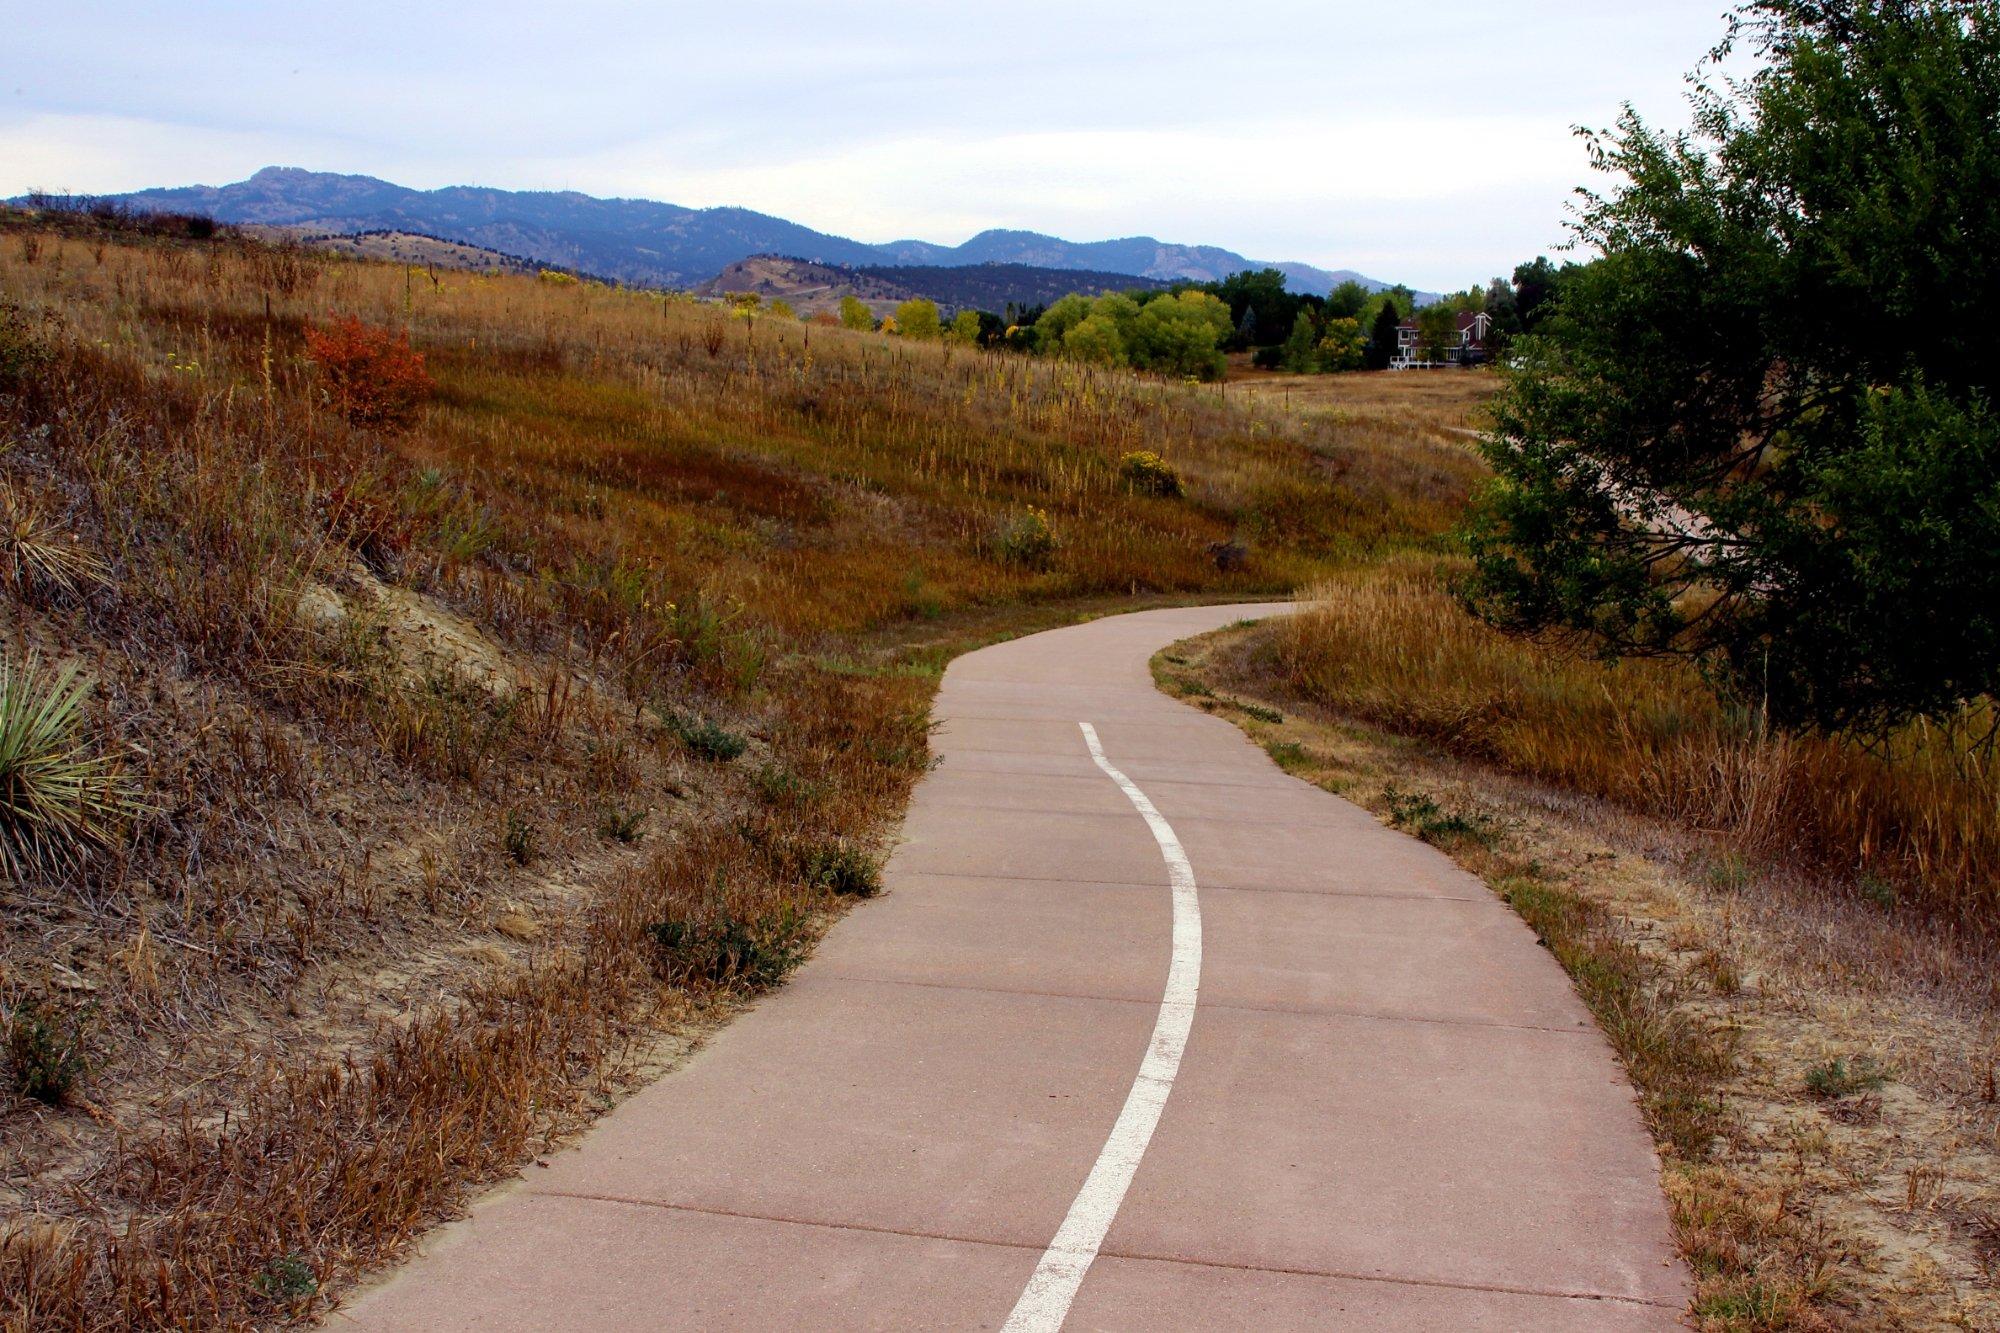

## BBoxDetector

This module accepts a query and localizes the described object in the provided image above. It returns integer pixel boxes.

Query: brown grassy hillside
[0,210,1477,1329]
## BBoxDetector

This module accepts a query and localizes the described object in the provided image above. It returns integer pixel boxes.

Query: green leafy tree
[1207,268,1299,348]
[1466,0,2000,735]
[1324,280,1371,320]
[1414,304,1457,363]
[1060,311,1128,366]
[1319,316,1365,371]
[1033,293,1095,353]
[1129,291,1231,379]
[1510,257,1567,331]
[838,295,874,331]
[947,309,983,344]
[1278,310,1319,372]
[892,298,942,340]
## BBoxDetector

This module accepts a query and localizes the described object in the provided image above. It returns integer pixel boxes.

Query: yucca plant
[0,656,140,877]
[0,484,111,599]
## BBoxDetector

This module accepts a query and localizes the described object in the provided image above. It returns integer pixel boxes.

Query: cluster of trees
[1468,0,2000,737]
[1024,289,1235,379]
[828,287,1235,379]
[836,294,997,345]
[798,256,1585,383]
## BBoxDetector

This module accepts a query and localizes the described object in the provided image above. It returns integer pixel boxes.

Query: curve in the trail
[1001,722,1202,1332]
[343,602,1691,1332]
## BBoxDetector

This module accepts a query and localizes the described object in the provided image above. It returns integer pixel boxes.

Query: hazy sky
[4,2,1739,290]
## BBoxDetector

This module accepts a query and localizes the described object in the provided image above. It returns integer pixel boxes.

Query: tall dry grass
[1273,556,2000,933]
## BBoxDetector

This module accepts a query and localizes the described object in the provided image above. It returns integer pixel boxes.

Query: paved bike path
[343,603,1688,1330]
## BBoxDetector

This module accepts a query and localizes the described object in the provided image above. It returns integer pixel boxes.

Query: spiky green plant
[0,656,140,876]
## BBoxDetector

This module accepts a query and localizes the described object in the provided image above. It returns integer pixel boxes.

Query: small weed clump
[801,838,883,898]
[753,761,823,810]
[649,907,806,991]
[1239,701,1283,724]
[992,508,1058,569]
[1265,740,1308,770]
[598,806,647,843]
[1118,450,1183,498]
[255,1252,319,1303]
[5,1000,87,1104]
[1804,1058,1888,1100]
[665,710,747,762]
[501,811,536,866]
[303,315,435,427]
[1382,785,1496,848]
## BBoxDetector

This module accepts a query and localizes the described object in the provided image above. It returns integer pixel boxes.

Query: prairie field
[1219,361,1497,434]
[0,211,1478,1329]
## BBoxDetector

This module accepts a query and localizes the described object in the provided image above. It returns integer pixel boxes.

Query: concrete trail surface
[342,603,1690,1331]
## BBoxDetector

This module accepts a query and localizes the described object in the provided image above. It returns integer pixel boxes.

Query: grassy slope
[0,213,1479,1328]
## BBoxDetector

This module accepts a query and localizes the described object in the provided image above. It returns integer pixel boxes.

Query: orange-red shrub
[303,316,435,427]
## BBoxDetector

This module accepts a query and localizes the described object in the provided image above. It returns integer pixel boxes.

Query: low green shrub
[665,710,746,762]
[6,1001,87,1104]
[802,838,882,898]
[649,906,806,990]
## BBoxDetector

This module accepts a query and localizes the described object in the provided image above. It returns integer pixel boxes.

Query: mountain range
[60,167,1398,297]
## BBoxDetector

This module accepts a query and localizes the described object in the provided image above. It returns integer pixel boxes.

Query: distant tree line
[806,256,1585,383]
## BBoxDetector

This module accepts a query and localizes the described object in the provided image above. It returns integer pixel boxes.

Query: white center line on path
[1000,721,1204,1333]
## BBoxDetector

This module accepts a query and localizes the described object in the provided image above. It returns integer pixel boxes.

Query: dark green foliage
[1206,268,1301,349]
[1382,785,1497,847]
[665,710,747,762]
[598,806,647,843]
[1365,301,1401,370]
[6,1001,87,1104]
[1509,256,1570,332]
[502,810,536,865]
[1804,1057,1888,1099]
[649,907,806,990]
[1466,0,2000,735]
[255,1253,318,1302]
[1324,279,1371,320]
[801,838,882,897]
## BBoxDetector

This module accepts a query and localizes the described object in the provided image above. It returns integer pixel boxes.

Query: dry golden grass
[1219,363,1498,436]
[1272,556,2000,939]
[0,211,1478,1328]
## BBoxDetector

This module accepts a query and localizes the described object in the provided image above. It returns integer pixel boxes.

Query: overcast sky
[5,2,1739,290]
